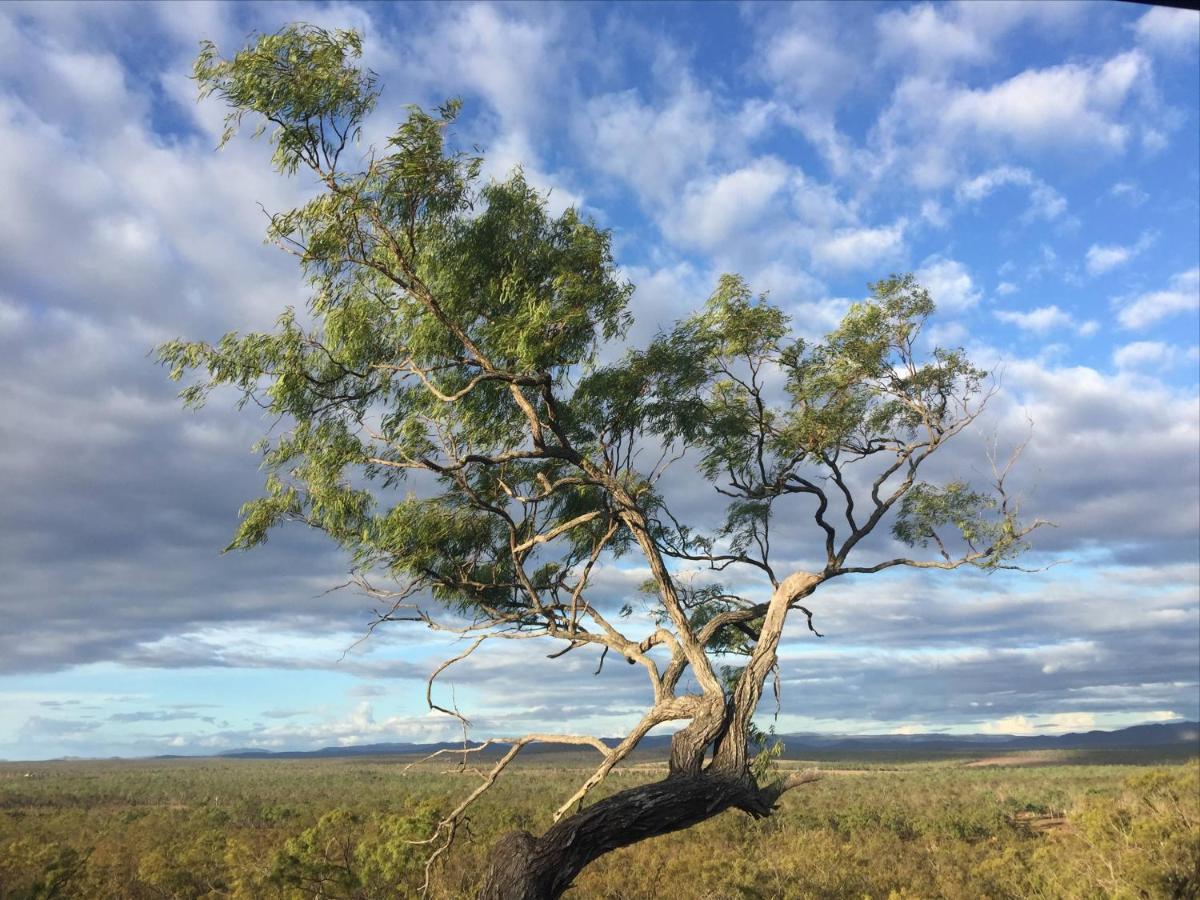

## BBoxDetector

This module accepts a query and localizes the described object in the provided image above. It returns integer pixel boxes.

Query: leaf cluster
[162,26,1040,701]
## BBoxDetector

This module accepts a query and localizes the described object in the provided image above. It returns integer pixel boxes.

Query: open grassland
[1,750,1196,899]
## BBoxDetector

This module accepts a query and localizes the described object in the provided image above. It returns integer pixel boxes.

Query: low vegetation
[1,751,1195,898]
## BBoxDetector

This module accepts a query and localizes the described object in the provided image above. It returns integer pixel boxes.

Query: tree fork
[713,571,818,772]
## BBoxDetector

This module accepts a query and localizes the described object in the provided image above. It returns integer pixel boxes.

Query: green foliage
[577,268,1016,578]
[748,725,784,784]
[162,27,637,615]
[893,481,1029,568]
[0,838,87,899]
[195,25,377,174]
[1036,765,1200,898]
[776,275,981,457]
[269,805,438,899]
[163,24,1038,662]
[3,756,1194,898]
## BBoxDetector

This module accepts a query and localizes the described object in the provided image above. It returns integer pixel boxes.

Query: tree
[161,25,1046,899]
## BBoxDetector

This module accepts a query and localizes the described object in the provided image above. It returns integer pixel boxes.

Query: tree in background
[161,26,1045,899]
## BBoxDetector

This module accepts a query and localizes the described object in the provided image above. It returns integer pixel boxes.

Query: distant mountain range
[217,721,1199,760]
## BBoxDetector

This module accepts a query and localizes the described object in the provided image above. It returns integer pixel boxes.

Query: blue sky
[0,0,1197,760]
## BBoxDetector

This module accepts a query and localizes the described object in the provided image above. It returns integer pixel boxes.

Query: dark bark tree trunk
[477,771,772,900]
[477,575,822,899]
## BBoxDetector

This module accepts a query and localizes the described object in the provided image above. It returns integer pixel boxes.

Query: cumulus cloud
[769,553,1199,731]
[1112,340,1198,371]
[753,4,862,108]
[0,8,378,678]
[989,358,1200,562]
[994,305,1096,336]
[574,71,852,287]
[956,166,1067,221]
[576,84,720,209]
[877,3,989,69]
[1085,232,1155,275]
[881,49,1157,189]
[876,1,1082,73]
[1134,5,1200,57]
[1116,268,1200,329]
[616,261,713,350]
[944,51,1150,150]
[813,220,906,271]
[668,157,790,250]
[187,702,478,752]
[916,257,981,313]
[980,715,1036,736]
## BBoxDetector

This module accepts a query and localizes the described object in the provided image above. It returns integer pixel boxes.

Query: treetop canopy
[162,25,1031,625]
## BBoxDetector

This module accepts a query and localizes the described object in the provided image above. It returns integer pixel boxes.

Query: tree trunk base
[477,773,771,899]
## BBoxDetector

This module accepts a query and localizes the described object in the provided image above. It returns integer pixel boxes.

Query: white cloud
[758,13,857,107]
[953,0,1082,36]
[883,50,1155,189]
[436,6,561,127]
[669,158,790,250]
[781,109,870,181]
[877,1,1082,73]
[1134,6,1200,57]
[1110,181,1148,206]
[996,282,1018,296]
[1117,268,1200,329]
[1084,247,1128,276]
[917,257,981,313]
[1112,340,1190,371]
[787,295,857,341]
[1041,712,1095,731]
[1038,640,1103,675]
[813,220,906,271]
[578,85,718,208]
[746,261,827,308]
[995,305,1072,333]
[383,4,589,212]
[920,199,948,227]
[956,166,1067,221]
[1085,232,1155,276]
[790,172,858,230]
[1142,710,1183,723]
[617,261,711,350]
[877,3,988,70]
[978,355,1200,564]
[1141,127,1169,154]
[981,714,1035,735]
[995,305,1095,336]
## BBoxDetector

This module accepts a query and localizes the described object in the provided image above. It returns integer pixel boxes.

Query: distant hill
[216,720,1199,760]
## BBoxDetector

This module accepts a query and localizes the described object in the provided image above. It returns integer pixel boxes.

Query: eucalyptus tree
[161,26,1044,899]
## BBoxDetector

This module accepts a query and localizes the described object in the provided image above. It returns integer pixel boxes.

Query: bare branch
[402,733,611,893]
[776,767,822,794]
[512,510,603,553]
[551,711,664,821]
[425,637,488,728]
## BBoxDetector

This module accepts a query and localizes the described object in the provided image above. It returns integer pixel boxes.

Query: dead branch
[402,733,610,894]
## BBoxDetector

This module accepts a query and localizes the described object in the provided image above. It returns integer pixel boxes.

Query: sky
[0,0,1198,761]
